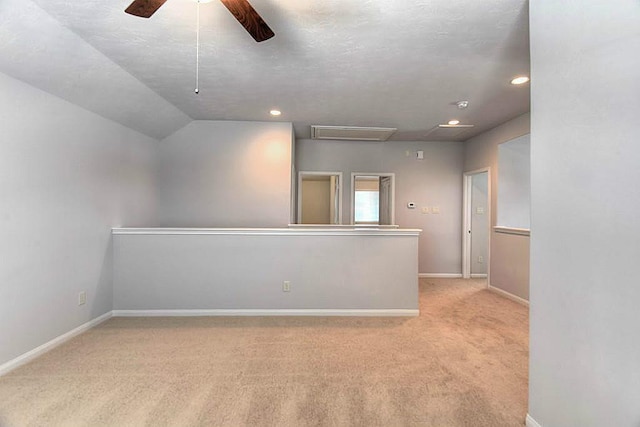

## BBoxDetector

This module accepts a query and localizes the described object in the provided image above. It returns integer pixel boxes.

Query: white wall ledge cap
[287,224,400,229]
[112,227,421,236]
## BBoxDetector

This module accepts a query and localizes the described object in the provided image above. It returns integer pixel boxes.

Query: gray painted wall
[529,2,640,426]
[158,121,294,227]
[0,72,158,367]
[297,139,465,275]
[113,231,418,311]
[464,113,530,300]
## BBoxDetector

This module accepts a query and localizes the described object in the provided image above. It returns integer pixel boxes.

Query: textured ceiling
[4,0,530,140]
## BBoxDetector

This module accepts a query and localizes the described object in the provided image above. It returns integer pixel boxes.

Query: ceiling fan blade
[219,0,275,42]
[125,0,168,18]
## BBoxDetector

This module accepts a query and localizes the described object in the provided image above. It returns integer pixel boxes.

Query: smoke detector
[456,100,469,109]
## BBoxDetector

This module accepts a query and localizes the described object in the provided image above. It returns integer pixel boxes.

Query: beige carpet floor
[0,279,528,426]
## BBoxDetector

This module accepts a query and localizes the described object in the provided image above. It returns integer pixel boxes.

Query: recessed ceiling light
[448,120,460,125]
[510,76,530,85]
[270,109,282,116]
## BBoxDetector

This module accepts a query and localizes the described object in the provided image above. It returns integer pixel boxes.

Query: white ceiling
[3,0,530,140]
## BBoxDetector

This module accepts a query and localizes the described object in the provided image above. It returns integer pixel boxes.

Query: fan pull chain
[195,0,200,94]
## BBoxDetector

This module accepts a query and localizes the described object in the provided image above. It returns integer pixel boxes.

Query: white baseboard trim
[0,311,113,377]
[112,309,419,317]
[526,414,542,427]
[418,273,463,278]
[488,285,529,306]
[470,274,488,278]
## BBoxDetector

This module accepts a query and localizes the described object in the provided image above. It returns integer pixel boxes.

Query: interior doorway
[463,168,491,280]
[297,172,342,224]
[350,173,395,225]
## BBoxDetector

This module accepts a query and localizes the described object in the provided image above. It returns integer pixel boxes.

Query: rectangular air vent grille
[311,125,397,142]
[424,124,475,140]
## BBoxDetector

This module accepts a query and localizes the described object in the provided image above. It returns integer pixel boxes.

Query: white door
[463,169,491,280]
[379,176,392,225]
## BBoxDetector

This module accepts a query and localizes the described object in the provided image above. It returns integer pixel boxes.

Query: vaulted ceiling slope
[0,0,190,139]
[2,0,530,141]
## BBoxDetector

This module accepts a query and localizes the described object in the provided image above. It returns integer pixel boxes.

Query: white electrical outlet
[421,207,430,214]
[432,206,440,214]
[478,255,484,264]
[283,281,291,292]
[78,291,86,306]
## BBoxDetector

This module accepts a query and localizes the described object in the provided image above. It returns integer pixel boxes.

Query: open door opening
[297,172,342,224]
[463,169,490,281]
[351,173,395,225]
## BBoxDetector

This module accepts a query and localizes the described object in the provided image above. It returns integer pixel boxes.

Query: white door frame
[462,168,491,281]
[350,172,396,225]
[297,171,343,224]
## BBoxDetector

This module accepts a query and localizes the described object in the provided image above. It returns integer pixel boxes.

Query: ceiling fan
[125,0,275,42]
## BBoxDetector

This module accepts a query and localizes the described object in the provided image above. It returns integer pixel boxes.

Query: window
[497,134,530,231]
[354,190,379,223]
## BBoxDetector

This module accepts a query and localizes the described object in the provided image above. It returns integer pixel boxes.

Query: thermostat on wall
[407,202,416,209]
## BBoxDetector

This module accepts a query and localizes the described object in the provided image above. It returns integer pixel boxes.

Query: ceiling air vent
[311,125,397,142]
[424,124,475,140]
